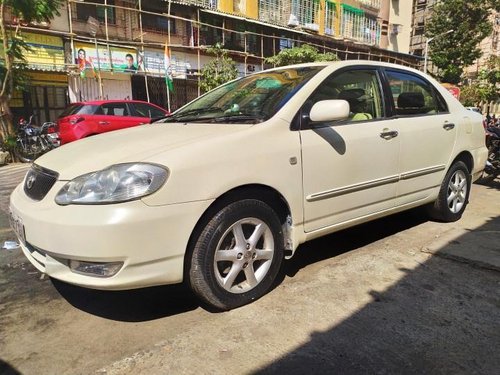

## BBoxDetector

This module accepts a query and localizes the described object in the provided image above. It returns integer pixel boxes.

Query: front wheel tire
[188,199,284,311]
[427,161,471,222]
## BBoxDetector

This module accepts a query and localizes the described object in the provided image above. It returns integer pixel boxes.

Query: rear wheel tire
[188,199,284,311]
[427,161,471,222]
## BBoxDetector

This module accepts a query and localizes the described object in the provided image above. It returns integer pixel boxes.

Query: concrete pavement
[0,163,30,214]
[422,178,500,272]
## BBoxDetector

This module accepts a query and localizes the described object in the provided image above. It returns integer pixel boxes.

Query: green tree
[0,0,61,145]
[200,43,238,93]
[425,0,498,84]
[265,44,338,67]
[460,56,499,110]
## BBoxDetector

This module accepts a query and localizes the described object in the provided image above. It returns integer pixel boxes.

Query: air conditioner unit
[303,23,319,32]
[391,24,402,35]
[287,14,299,27]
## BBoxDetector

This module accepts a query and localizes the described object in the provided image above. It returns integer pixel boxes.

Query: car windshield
[59,104,99,118]
[160,66,325,124]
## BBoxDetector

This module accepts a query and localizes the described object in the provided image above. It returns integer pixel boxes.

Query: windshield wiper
[161,107,223,122]
[213,114,265,123]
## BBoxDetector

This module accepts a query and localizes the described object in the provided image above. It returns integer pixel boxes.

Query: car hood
[35,123,252,180]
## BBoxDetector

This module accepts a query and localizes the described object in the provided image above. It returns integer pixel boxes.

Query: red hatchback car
[58,100,169,144]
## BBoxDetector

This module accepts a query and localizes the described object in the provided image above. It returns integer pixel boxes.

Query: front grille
[24,164,59,201]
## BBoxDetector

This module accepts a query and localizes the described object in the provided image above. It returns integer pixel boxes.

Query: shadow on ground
[255,216,500,374]
[285,207,428,278]
[52,280,200,322]
[0,359,21,375]
[52,207,429,322]
[475,175,500,190]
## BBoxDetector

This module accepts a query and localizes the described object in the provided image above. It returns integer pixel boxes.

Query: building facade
[409,0,499,114]
[8,0,418,123]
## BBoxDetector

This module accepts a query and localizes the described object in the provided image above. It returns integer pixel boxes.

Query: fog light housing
[69,260,123,277]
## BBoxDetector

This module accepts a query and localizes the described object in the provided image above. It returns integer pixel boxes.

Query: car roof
[71,100,161,106]
[262,60,425,76]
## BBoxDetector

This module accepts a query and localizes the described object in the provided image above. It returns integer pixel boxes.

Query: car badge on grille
[26,174,36,190]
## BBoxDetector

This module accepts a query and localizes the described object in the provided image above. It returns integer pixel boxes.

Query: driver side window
[309,69,383,123]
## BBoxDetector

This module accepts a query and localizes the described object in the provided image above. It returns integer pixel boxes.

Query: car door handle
[98,121,110,125]
[380,130,399,140]
[443,123,455,130]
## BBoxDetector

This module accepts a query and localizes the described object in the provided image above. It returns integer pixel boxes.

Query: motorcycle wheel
[14,139,43,163]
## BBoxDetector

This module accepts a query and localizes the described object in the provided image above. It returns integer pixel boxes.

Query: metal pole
[423,38,431,74]
[423,29,453,74]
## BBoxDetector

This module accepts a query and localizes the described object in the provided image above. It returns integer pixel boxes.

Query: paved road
[0,165,499,375]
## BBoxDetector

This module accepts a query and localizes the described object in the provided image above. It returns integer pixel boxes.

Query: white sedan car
[10,61,487,310]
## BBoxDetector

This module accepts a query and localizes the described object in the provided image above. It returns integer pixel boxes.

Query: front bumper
[10,182,213,290]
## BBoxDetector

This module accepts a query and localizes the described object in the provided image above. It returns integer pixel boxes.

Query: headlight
[55,163,168,205]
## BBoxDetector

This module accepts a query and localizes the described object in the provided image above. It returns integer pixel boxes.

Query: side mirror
[309,100,350,123]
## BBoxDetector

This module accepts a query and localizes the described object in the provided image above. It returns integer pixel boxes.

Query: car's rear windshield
[59,104,99,118]
[160,66,325,124]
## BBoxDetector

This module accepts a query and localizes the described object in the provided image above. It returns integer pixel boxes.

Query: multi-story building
[8,0,418,123]
[409,0,436,61]
[409,1,499,113]
[464,11,500,79]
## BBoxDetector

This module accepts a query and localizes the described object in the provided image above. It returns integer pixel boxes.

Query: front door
[300,68,400,233]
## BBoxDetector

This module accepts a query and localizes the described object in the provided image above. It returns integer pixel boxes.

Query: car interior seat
[397,92,425,115]
[338,88,373,121]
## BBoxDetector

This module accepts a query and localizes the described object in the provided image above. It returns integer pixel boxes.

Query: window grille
[259,0,289,26]
[291,0,320,27]
[341,5,380,46]
[75,0,116,24]
[324,0,336,36]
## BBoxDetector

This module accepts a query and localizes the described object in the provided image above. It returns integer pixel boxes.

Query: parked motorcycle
[483,126,500,178]
[15,116,60,163]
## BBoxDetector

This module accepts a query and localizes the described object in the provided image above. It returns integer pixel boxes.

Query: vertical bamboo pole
[67,0,78,101]
[260,33,264,70]
[197,8,201,97]
[166,0,172,111]
[104,0,111,73]
[138,0,150,102]
[244,32,247,77]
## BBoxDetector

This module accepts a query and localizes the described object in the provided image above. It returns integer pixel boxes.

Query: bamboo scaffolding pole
[138,0,150,102]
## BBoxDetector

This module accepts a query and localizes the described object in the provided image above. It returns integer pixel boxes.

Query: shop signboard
[0,32,65,71]
[139,49,192,79]
[74,42,138,74]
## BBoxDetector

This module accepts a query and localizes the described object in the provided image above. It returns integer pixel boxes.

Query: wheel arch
[451,151,474,173]
[183,184,293,281]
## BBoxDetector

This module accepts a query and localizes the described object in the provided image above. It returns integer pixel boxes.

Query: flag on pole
[164,42,174,93]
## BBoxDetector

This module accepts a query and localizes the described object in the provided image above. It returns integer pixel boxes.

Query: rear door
[96,102,138,133]
[300,67,400,232]
[381,69,457,206]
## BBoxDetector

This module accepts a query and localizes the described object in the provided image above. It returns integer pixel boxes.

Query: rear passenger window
[133,103,165,118]
[100,103,129,116]
[386,70,448,116]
